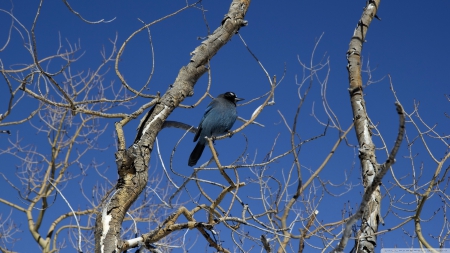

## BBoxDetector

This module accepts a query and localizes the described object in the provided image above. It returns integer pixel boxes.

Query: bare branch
[62,0,116,24]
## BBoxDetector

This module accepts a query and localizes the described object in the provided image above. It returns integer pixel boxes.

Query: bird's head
[221,92,244,105]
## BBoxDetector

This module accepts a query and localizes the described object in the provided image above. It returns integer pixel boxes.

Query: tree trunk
[93,1,251,252]
[346,1,381,252]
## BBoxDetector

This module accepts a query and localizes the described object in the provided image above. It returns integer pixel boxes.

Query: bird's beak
[235,97,244,102]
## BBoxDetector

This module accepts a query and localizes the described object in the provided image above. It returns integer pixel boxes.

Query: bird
[188,92,244,167]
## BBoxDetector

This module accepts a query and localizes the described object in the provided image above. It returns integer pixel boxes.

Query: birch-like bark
[94,1,251,252]
[346,1,381,252]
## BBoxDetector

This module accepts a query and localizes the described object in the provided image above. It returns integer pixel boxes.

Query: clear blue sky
[0,1,449,252]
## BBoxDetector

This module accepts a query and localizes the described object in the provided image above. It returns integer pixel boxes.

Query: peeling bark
[347,1,381,252]
[94,1,251,252]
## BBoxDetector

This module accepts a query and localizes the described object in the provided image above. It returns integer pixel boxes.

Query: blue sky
[0,1,449,252]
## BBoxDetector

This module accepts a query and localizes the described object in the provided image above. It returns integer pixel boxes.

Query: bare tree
[332,1,405,252]
[0,1,448,253]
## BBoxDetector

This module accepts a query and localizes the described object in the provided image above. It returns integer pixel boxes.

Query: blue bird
[188,92,244,167]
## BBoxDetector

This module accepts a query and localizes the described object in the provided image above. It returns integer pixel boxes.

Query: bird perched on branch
[188,92,244,167]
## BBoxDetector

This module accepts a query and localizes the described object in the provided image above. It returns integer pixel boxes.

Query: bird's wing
[193,99,217,142]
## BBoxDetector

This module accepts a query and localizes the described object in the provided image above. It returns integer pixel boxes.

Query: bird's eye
[229,92,235,97]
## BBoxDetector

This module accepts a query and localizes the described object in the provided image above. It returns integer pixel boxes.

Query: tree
[0,1,449,252]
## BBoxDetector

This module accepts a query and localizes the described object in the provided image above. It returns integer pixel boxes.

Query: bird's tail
[188,141,205,167]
